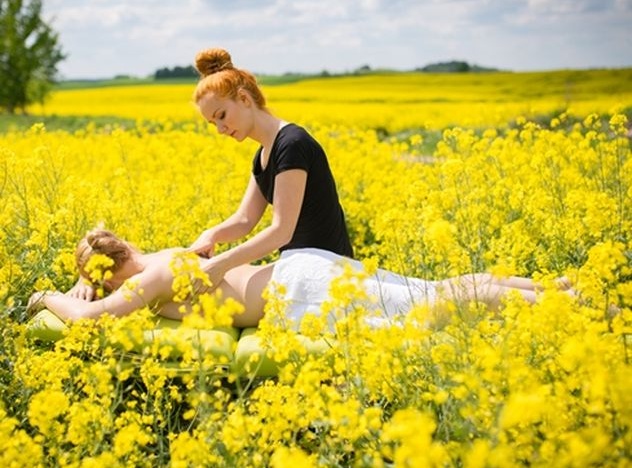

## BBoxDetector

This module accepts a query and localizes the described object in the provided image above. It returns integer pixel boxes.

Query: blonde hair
[75,229,131,279]
[193,48,266,109]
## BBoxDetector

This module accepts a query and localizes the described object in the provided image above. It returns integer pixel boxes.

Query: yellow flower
[84,253,114,284]
[0,406,43,468]
[270,446,317,468]
[27,389,69,436]
[112,422,153,458]
[382,408,448,467]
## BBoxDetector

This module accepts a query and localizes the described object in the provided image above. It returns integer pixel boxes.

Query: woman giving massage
[28,229,574,330]
[66,46,353,303]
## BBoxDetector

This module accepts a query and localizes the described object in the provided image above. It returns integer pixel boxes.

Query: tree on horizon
[0,0,65,114]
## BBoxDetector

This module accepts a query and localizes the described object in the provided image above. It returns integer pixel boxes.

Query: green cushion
[27,311,336,378]
[27,309,67,341]
[232,327,333,378]
[27,309,239,365]
[140,322,239,363]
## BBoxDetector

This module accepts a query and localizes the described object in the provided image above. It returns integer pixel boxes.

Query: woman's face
[198,91,252,142]
[103,272,125,293]
[102,259,137,293]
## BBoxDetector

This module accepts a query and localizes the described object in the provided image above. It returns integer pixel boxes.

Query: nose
[217,123,228,134]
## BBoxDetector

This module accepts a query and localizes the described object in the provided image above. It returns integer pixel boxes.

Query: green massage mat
[26,310,333,377]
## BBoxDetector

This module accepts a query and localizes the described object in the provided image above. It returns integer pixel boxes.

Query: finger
[71,286,88,300]
[189,240,206,251]
[195,248,211,258]
[198,246,213,256]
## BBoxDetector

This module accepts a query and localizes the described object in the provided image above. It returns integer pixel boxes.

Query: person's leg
[437,273,537,311]
[491,275,572,292]
[491,276,538,291]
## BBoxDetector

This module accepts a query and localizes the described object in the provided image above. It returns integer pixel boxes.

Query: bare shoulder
[146,247,186,262]
[139,248,205,286]
[144,249,183,278]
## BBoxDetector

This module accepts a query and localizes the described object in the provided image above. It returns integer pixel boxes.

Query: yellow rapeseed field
[32,68,632,131]
[1,71,631,466]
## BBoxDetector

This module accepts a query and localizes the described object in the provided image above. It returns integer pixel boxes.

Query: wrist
[43,290,61,303]
[211,251,235,273]
[29,290,57,312]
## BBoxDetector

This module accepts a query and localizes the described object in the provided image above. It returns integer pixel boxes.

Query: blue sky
[43,0,632,79]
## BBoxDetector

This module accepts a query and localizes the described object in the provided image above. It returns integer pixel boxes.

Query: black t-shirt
[253,124,354,258]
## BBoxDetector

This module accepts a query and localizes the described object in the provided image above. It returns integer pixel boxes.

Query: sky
[42,0,632,80]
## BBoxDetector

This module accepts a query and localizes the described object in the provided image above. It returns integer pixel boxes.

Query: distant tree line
[152,60,499,81]
[154,65,198,79]
[415,61,498,73]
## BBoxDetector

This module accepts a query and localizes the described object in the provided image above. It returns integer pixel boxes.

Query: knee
[473,273,494,285]
[438,273,491,301]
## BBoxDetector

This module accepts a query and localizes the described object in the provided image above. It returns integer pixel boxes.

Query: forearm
[35,292,104,321]
[210,224,290,271]
[33,282,152,321]
[207,213,256,245]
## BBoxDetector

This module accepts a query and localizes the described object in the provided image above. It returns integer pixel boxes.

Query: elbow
[237,214,258,235]
[271,223,295,247]
[281,230,294,246]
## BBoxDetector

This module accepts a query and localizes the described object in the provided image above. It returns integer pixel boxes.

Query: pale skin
[32,246,573,325]
[31,247,274,327]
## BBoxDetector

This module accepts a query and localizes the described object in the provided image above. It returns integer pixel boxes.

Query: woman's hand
[201,257,227,292]
[67,278,96,301]
[189,229,216,258]
[27,291,58,313]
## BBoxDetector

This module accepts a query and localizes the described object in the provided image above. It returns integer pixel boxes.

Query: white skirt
[268,248,437,331]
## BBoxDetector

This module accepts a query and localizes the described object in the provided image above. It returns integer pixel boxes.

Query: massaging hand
[189,229,216,258]
[67,277,96,301]
[201,257,227,292]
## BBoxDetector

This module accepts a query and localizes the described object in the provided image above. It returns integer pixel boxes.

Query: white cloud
[42,0,632,79]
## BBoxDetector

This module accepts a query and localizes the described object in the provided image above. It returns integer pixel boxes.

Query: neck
[128,251,148,275]
[115,251,146,280]
[106,250,147,291]
[250,110,284,149]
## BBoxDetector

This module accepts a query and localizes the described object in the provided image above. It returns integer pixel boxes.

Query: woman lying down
[28,229,574,330]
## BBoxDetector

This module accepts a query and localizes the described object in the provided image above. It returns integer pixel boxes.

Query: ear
[238,89,251,106]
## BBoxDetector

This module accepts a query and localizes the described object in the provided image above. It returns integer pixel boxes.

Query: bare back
[151,250,274,327]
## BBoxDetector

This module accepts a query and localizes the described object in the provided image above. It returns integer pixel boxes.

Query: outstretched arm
[28,266,172,321]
